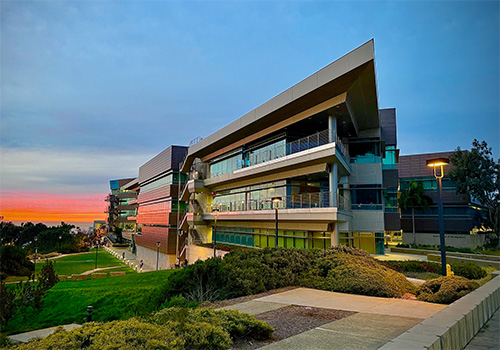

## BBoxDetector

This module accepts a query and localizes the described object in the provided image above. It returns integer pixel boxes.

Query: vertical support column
[328,115,338,207]
[331,223,339,247]
[328,114,337,143]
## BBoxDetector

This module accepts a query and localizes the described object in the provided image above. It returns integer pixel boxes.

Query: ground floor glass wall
[215,227,330,250]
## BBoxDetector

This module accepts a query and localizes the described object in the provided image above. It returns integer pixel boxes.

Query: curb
[379,271,500,350]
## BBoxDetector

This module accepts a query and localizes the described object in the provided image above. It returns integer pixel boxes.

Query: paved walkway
[8,324,81,344]
[104,246,155,272]
[223,288,445,319]
[223,287,446,349]
[464,307,500,350]
[371,248,428,262]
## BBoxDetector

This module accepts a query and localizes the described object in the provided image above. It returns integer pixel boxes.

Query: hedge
[12,308,273,350]
[416,276,480,304]
[161,247,417,303]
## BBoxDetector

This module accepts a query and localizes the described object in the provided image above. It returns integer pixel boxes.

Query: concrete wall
[351,210,385,233]
[403,232,485,248]
[186,245,229,264]
[349,163,382,184]
[380,272,500,350]
[136,245,176,270]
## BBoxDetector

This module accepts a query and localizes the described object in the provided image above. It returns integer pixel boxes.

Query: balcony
[209,191,350,213]
[208,129,350,180]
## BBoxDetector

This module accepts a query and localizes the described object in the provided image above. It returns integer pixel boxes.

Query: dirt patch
[232,305,356,349]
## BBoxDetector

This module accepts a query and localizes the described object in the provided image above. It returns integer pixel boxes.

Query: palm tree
[399,181,433,246]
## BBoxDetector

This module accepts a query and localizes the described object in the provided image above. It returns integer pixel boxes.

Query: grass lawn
[5,249,131,282]
[39,249,128,276]
[4,269,176,335]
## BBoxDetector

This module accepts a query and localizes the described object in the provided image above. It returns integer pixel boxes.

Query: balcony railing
[209,129,350,178]
[209,191,350,213]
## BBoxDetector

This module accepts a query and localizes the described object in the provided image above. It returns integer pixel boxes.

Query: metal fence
[209,192,350,213]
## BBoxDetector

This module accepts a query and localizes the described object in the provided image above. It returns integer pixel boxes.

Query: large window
[209,152,242,178]
[215,227,329,250]
[383,189,398,212]
[351,184,382,210]
[382,146,397,169]
[141,172,184,194]
[213,182,287,211]
[349,141,381,164]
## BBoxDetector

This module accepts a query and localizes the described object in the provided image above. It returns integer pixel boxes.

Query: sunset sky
[1,1,498,228]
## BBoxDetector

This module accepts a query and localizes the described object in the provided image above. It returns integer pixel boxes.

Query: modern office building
[174,39,398,257]
[398,151,486,248]
[124,146,188,269]
[105,178,138,233]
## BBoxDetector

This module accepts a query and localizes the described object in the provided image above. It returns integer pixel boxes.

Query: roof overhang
[182,39,379,171]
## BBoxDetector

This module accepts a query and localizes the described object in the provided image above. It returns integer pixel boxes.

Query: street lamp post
[426,158,449,276]
[212,206,220,258]
[272,197,282,247]
[33,236,38,279]
[156,241,161,270]
[95,240,99,269]
[59,235,62,252]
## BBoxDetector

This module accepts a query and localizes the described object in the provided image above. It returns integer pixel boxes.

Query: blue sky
[0,1,498,224]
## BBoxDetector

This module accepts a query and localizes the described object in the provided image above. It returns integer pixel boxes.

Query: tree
[0,245,34,280]
[38,261,59,293]
[399,181,433,245]
[0,281,15,325]
[449,139,500,249]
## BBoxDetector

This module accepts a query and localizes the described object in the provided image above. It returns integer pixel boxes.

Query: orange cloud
[0,191,107,226]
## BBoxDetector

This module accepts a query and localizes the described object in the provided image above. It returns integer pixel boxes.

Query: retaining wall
[402,233,485,248]
[427,254,500,269]
[379,271,500,350]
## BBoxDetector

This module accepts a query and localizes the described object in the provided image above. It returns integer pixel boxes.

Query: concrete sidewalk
[247,287,445,318]
[464,307,500,350]
[104,246,155,272]
[223,287,446,350]
[8,324,81,344]
[372,248,428,262]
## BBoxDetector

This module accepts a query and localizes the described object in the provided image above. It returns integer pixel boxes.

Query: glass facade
[349,141,382,164]
[383,189,398,213]
[141,171,186,194]
[209,130,331,179]
[215,226,330,250]
[351,184,383,210]
[400,177,455,191]
[382,146,397,169]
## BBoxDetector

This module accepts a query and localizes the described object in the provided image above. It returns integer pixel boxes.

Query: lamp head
[272,197,282,209]
[426,158,449,179]
[426,158,449,168]
[156,241,161,248]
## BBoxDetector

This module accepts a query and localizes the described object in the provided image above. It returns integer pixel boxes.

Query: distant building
[105,178,138,233]
[397,152,486,248]
[123,146,188,269]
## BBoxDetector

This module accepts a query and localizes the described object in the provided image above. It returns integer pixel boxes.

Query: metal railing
[209,129,350,177]
[209,192,350,213]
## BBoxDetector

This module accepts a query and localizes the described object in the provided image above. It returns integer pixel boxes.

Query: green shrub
[303,248,416,298]
[222,248,315,298]
[13,320,184,350]
[152,307,272,349]
[161,295,199,309]
[13,308,272,350]
[451,263,487,280]
[162,257,228,303]
[190,308,274,340]
[160,247,417,304]
[417,276,479,304]
[0,332,12,348]
[380,260,440,274]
